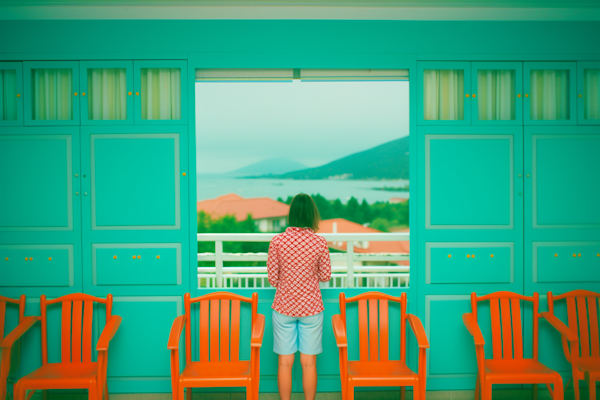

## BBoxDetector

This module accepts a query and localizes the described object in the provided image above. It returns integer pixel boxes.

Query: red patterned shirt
[267,227,332,317]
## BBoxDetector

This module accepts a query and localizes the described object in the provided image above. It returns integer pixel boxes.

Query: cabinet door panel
[524,62,577,126]
[418,62,471,126]
[578,61,600,125]
[80,61,134,126]
[0,244,74,287]
[24,61,80,126]
[472,62,523,126]
[0,62,23,126]
[534,242,600,283]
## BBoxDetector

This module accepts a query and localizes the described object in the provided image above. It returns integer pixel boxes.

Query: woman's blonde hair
[288,193,321,232]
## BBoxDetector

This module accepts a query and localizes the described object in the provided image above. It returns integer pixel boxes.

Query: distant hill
[227,158,308,177]
[276,137,409,180]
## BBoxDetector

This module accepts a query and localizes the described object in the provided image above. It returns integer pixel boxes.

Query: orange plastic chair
[168,292,265,400]
[13,293,122,400]
[544,290,600,400]
[1,295,38,400]
[331,292,429,400]
[463,291,564,400]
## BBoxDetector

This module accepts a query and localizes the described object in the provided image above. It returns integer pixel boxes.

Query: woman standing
[267,193,332,400]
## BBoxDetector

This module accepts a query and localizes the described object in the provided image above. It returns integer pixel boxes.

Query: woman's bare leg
[300,353,317,400]
[278,354,295,400]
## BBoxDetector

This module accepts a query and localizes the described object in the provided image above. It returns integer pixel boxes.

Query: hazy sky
[195,80,409,174]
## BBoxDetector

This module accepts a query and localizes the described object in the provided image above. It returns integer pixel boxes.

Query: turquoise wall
[1,19,600,395]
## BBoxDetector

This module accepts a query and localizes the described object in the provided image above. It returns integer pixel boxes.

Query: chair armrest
[332,315,348,348]
[540,312,578,343]
[407,314,429,349]
[0,316,38,349]
[463,313,485,346]
[167,315,187,350]
[251,314,265,348]
[96,315,122,351]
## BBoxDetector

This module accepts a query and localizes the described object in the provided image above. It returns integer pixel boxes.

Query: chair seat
[484,359,561,384]
[577,357,600,376]
[347,360,418,386]
[18,362,99,389]
[179,361,252,387]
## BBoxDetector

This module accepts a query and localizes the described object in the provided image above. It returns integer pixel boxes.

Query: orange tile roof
[197,193,289,221]
[319,218,409,265]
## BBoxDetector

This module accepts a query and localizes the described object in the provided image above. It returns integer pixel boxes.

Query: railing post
[346,241,354,288]
[215,241,223,288]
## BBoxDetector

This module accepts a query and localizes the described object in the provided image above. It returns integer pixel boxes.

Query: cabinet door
[133,60,187,125]
[80,125,189,296]
[418,62,471,126]
[472,62,523,126]
[80,61,134,126]
[577,61,600,125]
[524,62,577,126]
[23,61,80,126]
[0,62,23,126]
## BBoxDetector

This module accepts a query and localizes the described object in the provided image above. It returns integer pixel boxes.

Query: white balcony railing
[197,233,410,289]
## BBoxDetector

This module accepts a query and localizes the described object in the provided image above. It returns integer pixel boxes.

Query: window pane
[87,68,127,120]
[530,69,570,120]
[141,68,181,120]
[0,69,17,121]
[477,69,515,121]
[584,68,600,120]
[423,69,464,120]
[31,68,73,121]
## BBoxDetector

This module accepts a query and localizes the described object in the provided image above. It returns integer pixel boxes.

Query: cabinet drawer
[427,243,513,284]
[0,244,73,287]
[535,242,600,283]
[92,243,181,286]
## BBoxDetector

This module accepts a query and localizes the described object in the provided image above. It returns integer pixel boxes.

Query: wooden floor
[24,387,590,400]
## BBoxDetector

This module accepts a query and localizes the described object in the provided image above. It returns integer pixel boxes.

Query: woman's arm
[267,240,280,288]
[317,240,332,282]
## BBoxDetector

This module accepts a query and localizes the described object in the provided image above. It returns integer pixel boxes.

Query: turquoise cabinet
[0,62,23,126]
[0,127,82,297]
[80,125,189,296]
[133,60,187,125]
[577,61,600,125]
[23,61,80,126]
[471,62,523,126]
[524,62,577,126]
[418,62,471,126]
[80,61,134,126]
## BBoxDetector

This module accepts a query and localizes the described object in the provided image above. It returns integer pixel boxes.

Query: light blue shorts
[272,310,324,355]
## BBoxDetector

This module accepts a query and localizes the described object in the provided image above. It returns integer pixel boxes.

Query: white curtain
[141,68,181,120]
[530,70,570,120]
[423,69,464,120]
[32,68,73,121]
[88,68,127,120]
[478,70,515,120]
[0,69,17,121]
[584,69,600,120]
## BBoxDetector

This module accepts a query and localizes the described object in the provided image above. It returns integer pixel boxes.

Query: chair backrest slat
[588,297,599,357]
[566,297,578,356]
[368,299,378,361]
[210,299,220,362]
[82,301,94,363]
[577,296,591,357]
[0,300,6,341]
[511,299,524,359]
[220,300,230,362]
[358,300,369,361]
[379,300,389,361]
[500,298,512,358]
[230,300,240,362]
[61,301,72,362]
[71,301,83,363]
[199,300,210,362]
[489,299,502,359]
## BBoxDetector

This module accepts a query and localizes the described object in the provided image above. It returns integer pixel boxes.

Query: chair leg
[253,378,259,400]
[481,384,491,400]
[400,387,406,400]
[533,384,538,400]
[246,384,252,400]
[554,380,564,400]
[475,373,481,400]
[589,380,596,400]
[186,387,192,400]
[347,384,354,400]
